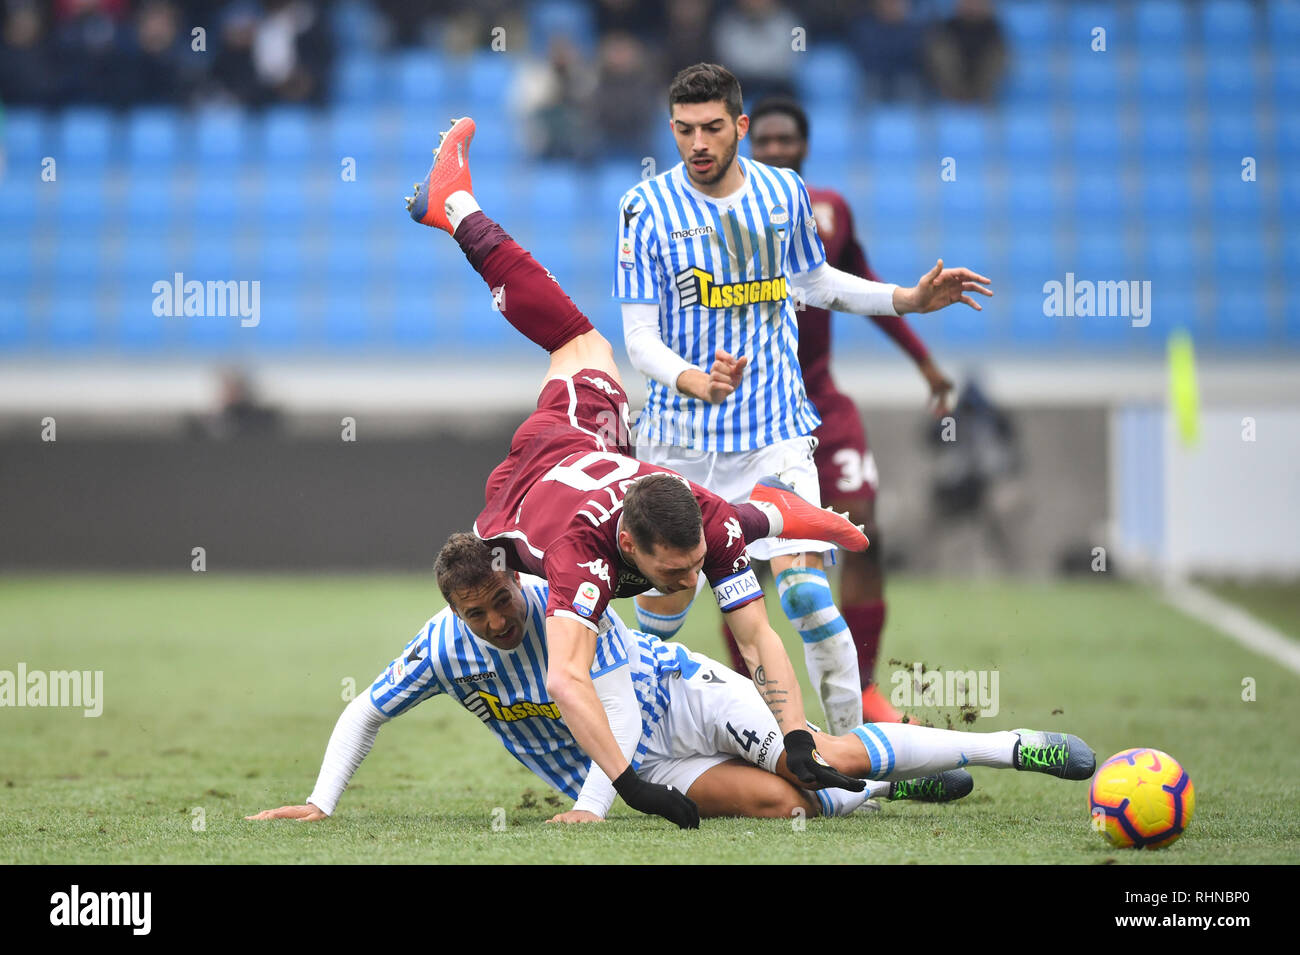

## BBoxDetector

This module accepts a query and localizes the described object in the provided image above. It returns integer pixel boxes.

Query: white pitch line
[1162,581,1300,677]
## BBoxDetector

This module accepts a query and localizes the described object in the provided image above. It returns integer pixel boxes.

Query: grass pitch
[1,574,1297,864]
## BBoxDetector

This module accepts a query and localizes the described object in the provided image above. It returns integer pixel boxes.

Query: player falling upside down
[247,535,1096,827]
[741,95,956,723]
[397,115,882,829]
[615,64,990,736]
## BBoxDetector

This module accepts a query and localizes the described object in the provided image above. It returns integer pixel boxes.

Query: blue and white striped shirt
[613,155,827,453]
[367,576,677,799]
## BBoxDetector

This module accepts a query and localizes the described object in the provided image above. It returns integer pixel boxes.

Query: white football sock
[445,190,481,233]
[852,722,1019,781]
[813,780,890,817]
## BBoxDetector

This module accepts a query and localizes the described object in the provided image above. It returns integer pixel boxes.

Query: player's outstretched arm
[546,614,699,829]
[893,259,994,314]
[725,598,865,793]
[245,693,389,822]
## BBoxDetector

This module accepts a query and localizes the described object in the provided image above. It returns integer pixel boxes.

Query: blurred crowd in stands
[1,0,1005,159]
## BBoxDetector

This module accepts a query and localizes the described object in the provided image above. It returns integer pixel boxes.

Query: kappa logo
[582,375,618,397]
[724,517,743,548]
[578,558,613,585]
[622,199,642,230]
[490,284,506,311]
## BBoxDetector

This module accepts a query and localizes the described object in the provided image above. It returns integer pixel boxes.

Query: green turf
[1199,578,1300,640]
[2,574,1297,864]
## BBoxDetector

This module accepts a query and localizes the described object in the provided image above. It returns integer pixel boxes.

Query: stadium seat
[1202,0,1258,46]
[464,52,516,110]
[1212,278,1271,345]
[936,170,991,221]
[1281,174,1300,220]
[45,290,101,347]
[1001,108,1055,163]
[1000,2,1058,50]
[114,281,167,349]
[1134,0,1189,46]
[194,108,250,169]
[329,0,386,52]
[1001,52,1055,106]
[327,108,379,163]
[1140,169,1195,223]
[1145,227,1195,281]
[1004,161,1059,220]
[335,53,386,106]
[866,169,922,222]
[806,105,853,164]
[1138,112,1194,165]
[2,108,47,163]
[0,293,30,347]
[1135,53,1189,105]
[1063,3,1119,51]
[54,177,109,227]
[1212,175,1263,222]
[933,106,990,173]
[1071,168,1124,221]
[1204,52,1257,106]
[1213,229,1270,281]
[125,109,183,170]
[1268,0,1300,54]
[123,176,176,228]
[1271,50,1300,102]
[1066,111,1122,164]
[797,45,861,101]
[528,0,596,55]
[57,108,114,165]
[867,108,922,164]
[394,52,453,109]
[322,283,372,346]
[261,107,318,163]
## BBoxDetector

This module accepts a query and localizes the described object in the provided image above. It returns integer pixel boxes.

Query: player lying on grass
[248,535,1093,826]
[390,115,889,829]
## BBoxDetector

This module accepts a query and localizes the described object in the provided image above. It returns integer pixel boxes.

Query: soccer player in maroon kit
[406,117,873,828]
[746,97,956,724]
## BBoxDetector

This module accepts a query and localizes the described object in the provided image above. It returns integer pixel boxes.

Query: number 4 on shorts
[726,722,762,752]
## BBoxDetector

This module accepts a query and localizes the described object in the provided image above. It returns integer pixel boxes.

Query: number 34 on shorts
[832,449,879,494]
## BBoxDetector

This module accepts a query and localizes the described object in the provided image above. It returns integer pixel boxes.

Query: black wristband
[612,765,639,796]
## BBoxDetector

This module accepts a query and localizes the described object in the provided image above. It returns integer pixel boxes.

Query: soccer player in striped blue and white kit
[616,64,993,736]
[247,534,1096,826]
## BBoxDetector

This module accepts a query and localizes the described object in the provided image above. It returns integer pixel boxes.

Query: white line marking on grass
[1163,581,1300,676]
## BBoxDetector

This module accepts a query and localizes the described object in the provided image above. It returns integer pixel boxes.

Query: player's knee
[747,778,813,818]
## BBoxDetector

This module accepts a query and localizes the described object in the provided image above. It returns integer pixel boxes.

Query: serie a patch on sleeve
[712,569,762,611]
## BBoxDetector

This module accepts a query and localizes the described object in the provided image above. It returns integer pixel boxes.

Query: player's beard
[689,132,739,188]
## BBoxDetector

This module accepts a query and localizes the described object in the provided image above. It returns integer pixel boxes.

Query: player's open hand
[546,810,604,824]
[783,730,866,792]
[245,804,328,822]
[900,260,993,314]
[705,348,748,403]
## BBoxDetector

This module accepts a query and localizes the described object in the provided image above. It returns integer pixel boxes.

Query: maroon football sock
[453,211,593,353]
[843,600,886,690]
[735,502,772,544]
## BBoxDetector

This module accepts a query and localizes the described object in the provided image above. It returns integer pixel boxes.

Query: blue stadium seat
[0,293,30,347]
[1212,176,1263,222]
[256,169,310,223]
[1213,229,1269,280]
[1135,0,1189,45]
[1282,174,1300,219]
[1000,2,1058,49]
[1272,51,1300,101]
[867,108,922,163]
[0,236,33,281]
[936,171,990,221]
[529,0,596,55]
[464,52,515,110]
[1001,53,1055,106]
[1138,112,1194,165]
[1074,228,1128,278]
[1140,168,1195,222]
[1006,232,1065,344]
[327,108,379,163]
[3,108,47,162]
[335,53,385,106]
[806,105,853,162]
[1067,112,1122,163]
[125,109,182,169]
[798,45,861,100]
[517,163,582,222]
[54,177,109,226]
[329,0,386,51]
[1268,0,1300,54]
[1206,110,1262,161]
[1063,4,1119,51]
[1135,53,1189,104]
[244,288,302,348]
[1212,279,1271,345]
[322,283,371,346]
[123,176,175,227]
[58,108,114,165]
[1004,162,1058,219]
[194,109,249,169]
[46,290,100,347]
[867,169,921,222]
[1072,168,1123,221]
[394,52,452,108]
[1067,53,1122,105]
[391,285,441,345]
[1278,108,1300,168]
[115,282,167,349]
[1202,0,1257,44]
[1145,228,1195,281]
[51,235,104,283]
[1001,109,1054,162]
[261,107,317,163]
[1204,52,1257,105]
[933,107,990,172]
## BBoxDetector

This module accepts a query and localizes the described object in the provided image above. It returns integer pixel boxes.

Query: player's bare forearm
[726,599,808,735]
[544,615,631,783]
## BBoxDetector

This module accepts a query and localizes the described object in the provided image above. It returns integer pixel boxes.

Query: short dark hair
[668,63,744,120]
[434,532,501,606]
[749,96,809,142]
[622,473,704,552]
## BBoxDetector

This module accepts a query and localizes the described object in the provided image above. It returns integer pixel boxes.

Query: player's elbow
[545,665,586,709]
